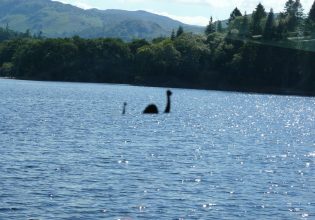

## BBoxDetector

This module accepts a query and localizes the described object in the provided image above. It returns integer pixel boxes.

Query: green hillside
[0,0,204,40]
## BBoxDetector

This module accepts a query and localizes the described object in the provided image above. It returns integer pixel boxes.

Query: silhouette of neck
[164,95,171,113]
[122,103,127,115]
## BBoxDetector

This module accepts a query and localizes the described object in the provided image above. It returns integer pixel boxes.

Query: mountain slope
[0,0,204,40]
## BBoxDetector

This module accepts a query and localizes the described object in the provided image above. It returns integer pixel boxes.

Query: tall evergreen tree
[276,16,289,39]
[239,12,250,38]
[294,0,304,34]
[217,20,223,32]
[306,1,315,36]
[263,9,275,40]
[176,26,184,37]
[309,0,315,22]
[205,16,216,35]
[228,7,242,24]
[284,0,295,16]
[293,0,304,18]
[284,0,304,31]
[251,3,267,35]
[171,29,176,40]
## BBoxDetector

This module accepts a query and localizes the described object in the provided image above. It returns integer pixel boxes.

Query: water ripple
[0,79,314,219]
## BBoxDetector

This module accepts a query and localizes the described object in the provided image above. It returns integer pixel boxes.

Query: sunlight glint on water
[0,79,314,219]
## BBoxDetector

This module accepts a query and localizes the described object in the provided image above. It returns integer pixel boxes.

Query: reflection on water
[0,79,314,219]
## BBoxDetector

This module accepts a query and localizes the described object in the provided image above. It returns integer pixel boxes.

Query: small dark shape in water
[122,102,127,115]
[143,90,172,114]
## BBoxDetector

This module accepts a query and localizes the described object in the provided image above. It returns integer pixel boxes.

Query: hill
[0,0,204,40]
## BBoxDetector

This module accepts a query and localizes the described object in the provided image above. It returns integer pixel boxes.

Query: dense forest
[1,0,315,95]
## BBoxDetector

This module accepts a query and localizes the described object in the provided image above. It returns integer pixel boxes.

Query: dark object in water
[143,104,159,114]
[122,102,127,115]
[143,90,172,114]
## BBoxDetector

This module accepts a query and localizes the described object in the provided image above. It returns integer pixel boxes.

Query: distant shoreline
[1,77,314,98]
[0,76,16,79]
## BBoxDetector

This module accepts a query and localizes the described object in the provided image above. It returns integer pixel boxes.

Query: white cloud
[168,0,314,13]
[118,0,314,12]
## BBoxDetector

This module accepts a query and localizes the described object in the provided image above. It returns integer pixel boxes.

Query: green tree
[229,42,257,83]
[23,29,31,38]
[205,16,216,35]
[251,3,267,35]
[284,0,304,32]
[284,0,295,15]
[306,0,315,36]
[275,15,289,39]
[171,29,176,40]
[13,39,79,80]
[217,20,223,32]
[309,0,315,22]
[263,9,276,40]
[228,7,242,24]
[152,37,167,44]
[128,39,149,54]
[0,62,13,77]
[294,0,304,32]
[0,39,26,65]
[227,16,246,40]
[36,31,43,39]
[136,39,180,78]
[294,0,304,18]
[0,26,32,42]
[176,26,184,37]
[206,32,224,52]
[239,12,250,38]
[174,33,210,82]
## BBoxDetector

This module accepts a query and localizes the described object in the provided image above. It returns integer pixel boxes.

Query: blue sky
[54,0,314,26]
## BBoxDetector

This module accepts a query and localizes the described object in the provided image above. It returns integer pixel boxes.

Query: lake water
[0,78,314,219]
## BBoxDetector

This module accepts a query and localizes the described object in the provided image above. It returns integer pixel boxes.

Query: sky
[54,0,314,26]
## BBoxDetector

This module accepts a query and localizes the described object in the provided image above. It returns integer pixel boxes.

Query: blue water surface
[0,79,314,219]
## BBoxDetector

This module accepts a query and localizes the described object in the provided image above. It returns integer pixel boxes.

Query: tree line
[207,0,315,40]
[0,25,37,42]
[1,0,315,95]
